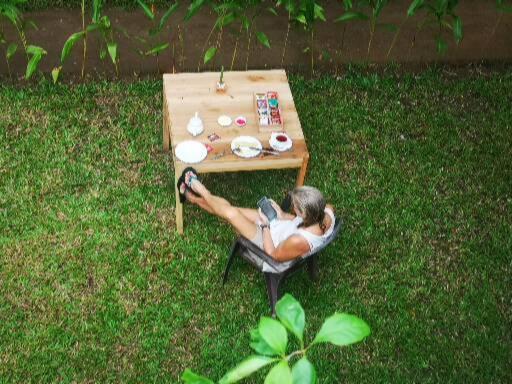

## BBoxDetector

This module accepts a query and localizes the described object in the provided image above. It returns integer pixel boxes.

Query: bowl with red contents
[235,116,247,127]
[269,132,292,152]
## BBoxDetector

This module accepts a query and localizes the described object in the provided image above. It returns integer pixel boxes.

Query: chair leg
[307,257,319,281]
[223,242,239,285]
[264,273,282,317]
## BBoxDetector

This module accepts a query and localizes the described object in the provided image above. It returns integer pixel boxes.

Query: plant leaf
[250,328,278,356]
[219,355,275,384]
[256,31,271,49]
[203,46,217,64]
[275,294,305,343]
[6,43,17,60]
[92,0,102,23]
[185,0,207,21]
[436,37,447,54]
[264,360,292,384]
[407,0,424,16]
[137,0,155,20]
[145,42,170,56]
[453,16,463,43]
[312,313,370,346]
[291,357,317,384]
[181,369,215,384]
[159,1,179,31]
[61,31,85,63]
[25,52,45,79]
[107,42,117,64]
[335,12,369,22]
[51,66,62,84]
[86,23,100,33]
[314,4,326,21]
[258,317,288,356]
[267,7,278,16]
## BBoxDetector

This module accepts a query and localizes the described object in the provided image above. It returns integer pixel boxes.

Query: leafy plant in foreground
[182,294,371,383]
[0,0,46,79]
[407,0,463,55]
[56,0,120,82]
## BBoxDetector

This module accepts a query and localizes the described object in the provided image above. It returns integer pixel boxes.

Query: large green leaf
[203,46,217,64]
[181,369,215,384]
[258,317,288,356]
[291,357,317,384]
[453,16,463,43]
[407,0,424,16]
[250,328,278,356]
[61,31,85,63]
[137,0,155,20]
[335,11,369,22]
[264,360,292,384]
[275,294,305,343]
[312,313,370,346]
[6,43,17,60]
[219,355,275,384]
[107,42,117,64]
[256,31,271,49]
[145,42,170,56]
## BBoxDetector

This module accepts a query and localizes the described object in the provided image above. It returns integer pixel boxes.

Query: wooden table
[163,69,309,234]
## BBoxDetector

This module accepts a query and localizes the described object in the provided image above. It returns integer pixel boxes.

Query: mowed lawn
[1,69,511,383]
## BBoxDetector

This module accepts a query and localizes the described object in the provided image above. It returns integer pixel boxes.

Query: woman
[179,168,335,262]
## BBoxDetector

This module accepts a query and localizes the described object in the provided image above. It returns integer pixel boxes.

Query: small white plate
[175,140,208,164]
[231,136,262,158]
[218,115,232,127]
[269,132,293,152]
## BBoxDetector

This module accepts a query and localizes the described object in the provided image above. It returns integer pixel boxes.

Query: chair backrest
[302,217,343,259]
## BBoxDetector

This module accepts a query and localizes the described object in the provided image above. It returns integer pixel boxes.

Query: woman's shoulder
[325,204,335,213]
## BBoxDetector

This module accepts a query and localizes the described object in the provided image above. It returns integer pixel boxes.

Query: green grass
[1,69,511,383]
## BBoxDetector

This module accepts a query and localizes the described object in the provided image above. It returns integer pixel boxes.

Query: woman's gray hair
[291,186,326,229]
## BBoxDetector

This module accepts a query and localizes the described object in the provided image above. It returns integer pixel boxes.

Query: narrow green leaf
[100,47,107,60]
[26,45,46,55]
[407,0,424,16]
[453,16,463,43]
[6,43,17,60]
[267,7,278,16]
[51,66,62,84]
[264,360,292,384]
[107,42,117,64]
[203,46,217,64]
[86,23,100,33]
[159,2,179,31]
[185,0,206,21]
[256,31,271,49]
[25,52,45,79]
[335,12,369,22]
[250,328,278,356]
[61,31,85,63]
[145,42,170,56]
[181,369,215,384]
[258,317,288,356]
[295,13,307,24]
[436,37,447,54]
[314,4,326,21]
[0,32,6,44]
[275,294,305,343]
[92,0,102,23]
[312,313,370,346]
[219,355,275,384]
[291,357,317,384]
[137,0,155,20]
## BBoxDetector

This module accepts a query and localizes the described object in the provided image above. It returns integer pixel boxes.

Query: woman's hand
[258,208,270,226]
[268,199,284,220]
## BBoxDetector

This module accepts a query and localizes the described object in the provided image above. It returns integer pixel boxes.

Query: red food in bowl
[236,118,245,125]
[276,134,287,142]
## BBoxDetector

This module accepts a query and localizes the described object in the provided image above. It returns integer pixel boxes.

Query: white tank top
[269,208,335,254]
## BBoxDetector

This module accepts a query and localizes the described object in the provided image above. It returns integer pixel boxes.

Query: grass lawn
[1,69,511,383]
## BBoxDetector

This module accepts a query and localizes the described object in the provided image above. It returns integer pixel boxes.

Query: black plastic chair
[222,195,343,315]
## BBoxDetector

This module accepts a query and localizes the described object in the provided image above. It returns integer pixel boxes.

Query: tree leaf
[453,16,463,44]
[291,357,317,384]
[275,294,305,343]
[107,42,117,64]
[250,328,278,356]
[335,12,369,22]
[219,355,275,384]
[203,46,217,64]
[137,0,155,20]
[312,313,370,346]
[407,0,424,16]
[61,31,85,63]
[258,317,288,356]
[51,66,62,84]
[159,1,179,31]
[256,31,271,49]
[145,42,170,56]
[6,43,17,60]
[181,369,215,384]
[264,360,292,384]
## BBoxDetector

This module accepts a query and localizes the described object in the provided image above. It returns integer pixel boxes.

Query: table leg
[174,170,184,234]
[296,153,309,187]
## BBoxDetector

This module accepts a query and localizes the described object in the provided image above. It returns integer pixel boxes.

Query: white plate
[218,115,232,127]
[269,132,293,152]
[175,140,208,164]
[231,136,262,158]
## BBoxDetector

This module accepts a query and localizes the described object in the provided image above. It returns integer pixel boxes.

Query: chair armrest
[237,236,285,271]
